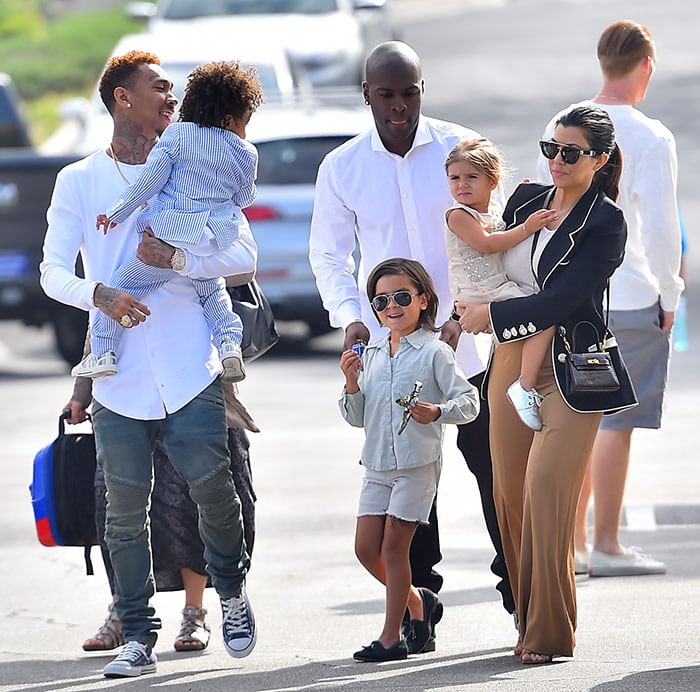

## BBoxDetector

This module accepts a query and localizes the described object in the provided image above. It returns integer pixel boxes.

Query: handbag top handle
[560,280,611,354]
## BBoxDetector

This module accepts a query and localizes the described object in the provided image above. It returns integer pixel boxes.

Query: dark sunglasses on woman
[539,140,601,165]
[371,290,420,312]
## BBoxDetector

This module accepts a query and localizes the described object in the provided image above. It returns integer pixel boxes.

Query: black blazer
[488,182,638,414]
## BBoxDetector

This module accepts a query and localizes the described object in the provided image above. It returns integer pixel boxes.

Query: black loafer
[353,638,408,662]
[407,587,443,654]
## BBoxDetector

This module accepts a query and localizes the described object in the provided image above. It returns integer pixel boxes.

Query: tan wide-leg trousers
[489,341,602,657]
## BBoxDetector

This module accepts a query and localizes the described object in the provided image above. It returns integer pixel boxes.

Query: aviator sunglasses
[371,290,421,312]
[539,140,601,165]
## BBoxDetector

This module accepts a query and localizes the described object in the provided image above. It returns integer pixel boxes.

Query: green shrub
[0,6,141,100]
[0,0,45,40]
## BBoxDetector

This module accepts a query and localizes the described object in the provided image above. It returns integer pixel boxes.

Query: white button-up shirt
[309,115,495,377]
[40,150,257,419]
[339,329,479,471]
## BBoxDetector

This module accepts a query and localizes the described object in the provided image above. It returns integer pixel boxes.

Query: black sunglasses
[371,290,420,312]
[539,140,601,165]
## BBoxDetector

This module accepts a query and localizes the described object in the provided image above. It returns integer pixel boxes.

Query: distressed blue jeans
[93,380,249,648]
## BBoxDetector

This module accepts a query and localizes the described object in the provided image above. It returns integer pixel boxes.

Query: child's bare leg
[377,515,418,647]
[355,515,423,643]
[355,515,388,583]
[519,327,555,391]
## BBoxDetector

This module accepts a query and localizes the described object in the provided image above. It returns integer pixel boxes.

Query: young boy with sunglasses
[339,258,479,662]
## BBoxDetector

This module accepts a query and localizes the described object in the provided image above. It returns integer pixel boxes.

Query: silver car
[127,0,399,87]
[245,97,371,336]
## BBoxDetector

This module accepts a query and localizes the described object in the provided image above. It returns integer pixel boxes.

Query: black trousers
[409,370,515,614]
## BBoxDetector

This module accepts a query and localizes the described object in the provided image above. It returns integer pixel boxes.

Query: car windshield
[255,136,350,185]
[160,0,338,19]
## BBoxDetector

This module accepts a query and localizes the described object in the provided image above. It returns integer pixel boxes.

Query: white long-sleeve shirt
[309,115,495,378]
[536,100,683,312]
[40,150,257,419]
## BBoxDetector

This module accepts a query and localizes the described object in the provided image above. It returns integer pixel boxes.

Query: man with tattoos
[40,51,258,678]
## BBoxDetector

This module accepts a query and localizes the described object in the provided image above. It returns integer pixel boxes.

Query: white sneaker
[506,379,543,431]
[220,340,246,383]
[71,350,117,379]
[588,546,667,577]
[102,641,156,678]
[220,584,257,658]
[574,544,592,575]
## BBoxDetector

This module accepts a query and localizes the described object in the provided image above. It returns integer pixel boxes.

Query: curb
[620,503,700,528]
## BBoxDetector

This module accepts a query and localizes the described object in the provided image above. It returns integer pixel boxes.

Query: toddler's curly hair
[179,60,264,127]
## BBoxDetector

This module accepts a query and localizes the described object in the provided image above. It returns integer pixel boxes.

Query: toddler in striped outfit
[72,60,264,383]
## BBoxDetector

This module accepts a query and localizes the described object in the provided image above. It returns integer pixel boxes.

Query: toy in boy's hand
[351,340,367,357]
[396,380,423,434]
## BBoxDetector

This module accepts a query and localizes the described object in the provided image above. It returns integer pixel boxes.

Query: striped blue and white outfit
[90,122,258,357]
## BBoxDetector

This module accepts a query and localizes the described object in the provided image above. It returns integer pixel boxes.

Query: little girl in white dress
[444,138,557,430]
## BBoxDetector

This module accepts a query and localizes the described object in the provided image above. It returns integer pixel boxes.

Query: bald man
[310,41,515,654]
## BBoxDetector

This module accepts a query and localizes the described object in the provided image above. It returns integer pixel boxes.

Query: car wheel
[52,304,88,366]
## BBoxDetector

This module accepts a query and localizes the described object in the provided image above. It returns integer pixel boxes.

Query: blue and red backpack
[30,412,97,574]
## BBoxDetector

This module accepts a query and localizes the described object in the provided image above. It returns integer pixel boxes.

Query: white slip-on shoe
[506,379,543,431]
[102,641,156,678]
[588,546,667,577]
[574,544,592,575]
[71,350,117,379]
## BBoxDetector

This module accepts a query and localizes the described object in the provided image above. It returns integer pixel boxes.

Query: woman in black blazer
[458,106,637,663]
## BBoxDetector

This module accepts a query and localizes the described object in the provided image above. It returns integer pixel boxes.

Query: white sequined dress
[444,202,533,303]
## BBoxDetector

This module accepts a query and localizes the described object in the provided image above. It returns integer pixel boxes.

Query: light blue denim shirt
[339,328,479,471]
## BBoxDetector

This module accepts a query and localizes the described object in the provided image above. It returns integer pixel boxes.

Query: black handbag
[228,279,279,363]
[564,349,620,394]
[560,319,620,395]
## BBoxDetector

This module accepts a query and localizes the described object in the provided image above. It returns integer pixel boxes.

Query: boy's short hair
[179,61,264,127]
[597,20,656,79]
[366,257,439,332]
[99,50,161,114]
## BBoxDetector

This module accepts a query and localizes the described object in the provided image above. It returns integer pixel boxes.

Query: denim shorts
[357,463,439,524]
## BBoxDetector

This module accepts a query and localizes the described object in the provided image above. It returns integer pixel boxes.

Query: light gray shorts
[357,463,439,524]
[601,303,671,430]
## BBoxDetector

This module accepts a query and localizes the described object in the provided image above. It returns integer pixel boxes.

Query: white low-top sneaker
[588,546,667,577]
[574,544,592,575]
[71,350,117,379]
[506,379,543,431]
[102,641,156,678]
